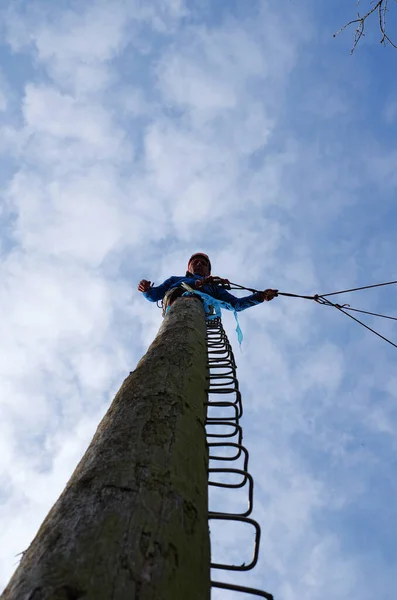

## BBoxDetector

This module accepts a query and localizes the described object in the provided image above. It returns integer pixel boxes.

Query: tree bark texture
[2,297,210,600]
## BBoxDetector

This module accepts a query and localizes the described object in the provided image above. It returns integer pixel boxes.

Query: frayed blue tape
[182,289,243,346]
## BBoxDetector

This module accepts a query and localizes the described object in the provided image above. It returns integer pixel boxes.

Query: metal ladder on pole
[205,317,273,600]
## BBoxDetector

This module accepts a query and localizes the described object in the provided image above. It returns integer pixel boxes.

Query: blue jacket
[143,274,264,312]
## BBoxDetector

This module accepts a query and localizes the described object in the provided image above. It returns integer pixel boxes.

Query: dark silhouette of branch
[334,0,397,53]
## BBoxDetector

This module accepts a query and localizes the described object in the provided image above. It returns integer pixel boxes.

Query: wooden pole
[2,297,210,600]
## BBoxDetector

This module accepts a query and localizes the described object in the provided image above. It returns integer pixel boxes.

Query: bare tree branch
[334,0,397,53]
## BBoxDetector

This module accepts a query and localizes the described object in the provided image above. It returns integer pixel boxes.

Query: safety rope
[336,306,397,322]
[226,279,397,350]
[229,278,397,297]
[318,279,397,298]
[315,295,397,350]
[159,277,397,349]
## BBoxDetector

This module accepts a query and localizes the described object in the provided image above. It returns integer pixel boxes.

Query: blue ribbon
[181,288,243,346]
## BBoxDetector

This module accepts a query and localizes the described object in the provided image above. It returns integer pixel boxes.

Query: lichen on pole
[2,297,210,600]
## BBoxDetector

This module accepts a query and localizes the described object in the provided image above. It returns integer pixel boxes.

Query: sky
[1,0,397,598]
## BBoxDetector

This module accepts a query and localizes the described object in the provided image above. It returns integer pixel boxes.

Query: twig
[334,0,397,53]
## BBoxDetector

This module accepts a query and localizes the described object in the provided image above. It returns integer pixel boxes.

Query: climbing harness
[161,286,186,317]
[162,282,244,345]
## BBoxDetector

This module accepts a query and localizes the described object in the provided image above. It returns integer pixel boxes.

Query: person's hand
[138,279,151,292]
[257,288,278,301]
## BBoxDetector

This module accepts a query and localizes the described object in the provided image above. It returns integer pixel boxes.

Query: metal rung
[209,468,253,516]
[211,581,273,600]
[208,442,248,465]
[205,421,243,442]
[209,514,261,571]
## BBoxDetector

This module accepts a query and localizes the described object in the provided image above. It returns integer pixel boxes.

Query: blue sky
[1,1,397,598]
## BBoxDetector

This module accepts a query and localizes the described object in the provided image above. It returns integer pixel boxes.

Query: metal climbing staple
[205,317,274,600]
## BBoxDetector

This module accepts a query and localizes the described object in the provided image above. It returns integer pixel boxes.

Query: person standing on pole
[138,252,278,313]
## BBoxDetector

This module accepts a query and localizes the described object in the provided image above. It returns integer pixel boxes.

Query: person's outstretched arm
[210,282,278,312]
[138,277,177,302]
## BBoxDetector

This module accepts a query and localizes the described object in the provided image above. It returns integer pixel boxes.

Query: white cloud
[1,0,397,598]
[23,84,115,143]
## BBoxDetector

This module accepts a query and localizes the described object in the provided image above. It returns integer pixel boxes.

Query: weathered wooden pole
[2,297,210,600]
